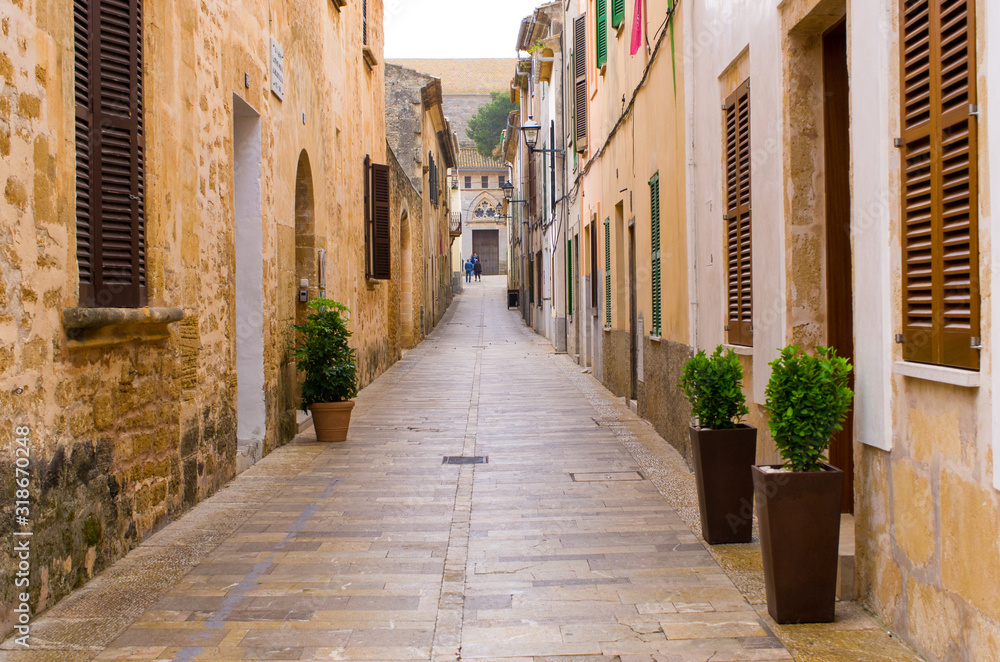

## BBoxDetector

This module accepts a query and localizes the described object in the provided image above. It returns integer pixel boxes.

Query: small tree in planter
[679,347,756,544]
[293,299,359,442]
[754,345,853,623]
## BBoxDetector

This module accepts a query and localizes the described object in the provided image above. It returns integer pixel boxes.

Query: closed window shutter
[596,0,608,68]
[574,15,588,151]
[604,218,612,327]
[567,238,574,313]
[542,151,548,223]
[901,0,979,369]
[724,81,752,346]
[612,0,625,28]
[362,0,368,46]
[590,222,598,308]
[370,162,391,280]
[650,173,661,337]
[75,0,146,308]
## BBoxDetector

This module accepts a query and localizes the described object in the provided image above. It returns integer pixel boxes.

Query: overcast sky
[384,0,544,59]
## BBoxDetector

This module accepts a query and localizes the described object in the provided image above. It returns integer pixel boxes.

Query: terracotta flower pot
[690,425,757,544]
[752,463,843,623]
[309,401,355,442]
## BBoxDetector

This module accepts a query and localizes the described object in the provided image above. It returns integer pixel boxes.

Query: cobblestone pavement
[1,277,920,661]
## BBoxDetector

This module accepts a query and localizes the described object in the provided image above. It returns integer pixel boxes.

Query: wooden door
[473,229,500,275]
[823,20,855,514]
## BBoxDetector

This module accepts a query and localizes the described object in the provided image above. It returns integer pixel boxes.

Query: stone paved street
[1,278,918,661]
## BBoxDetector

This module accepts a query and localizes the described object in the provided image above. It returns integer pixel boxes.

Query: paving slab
[0,277,918,661]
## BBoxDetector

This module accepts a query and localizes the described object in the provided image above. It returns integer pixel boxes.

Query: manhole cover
[570,471,644,482]
[443,456,488,465]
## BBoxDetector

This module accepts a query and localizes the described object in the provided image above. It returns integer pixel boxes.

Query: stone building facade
[384,64,459,338]
[457,147,508,276]
[0,0,439,638]
[509,0,1000,659]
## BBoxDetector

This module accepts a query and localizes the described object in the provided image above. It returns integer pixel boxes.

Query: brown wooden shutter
[574,14,588,151]
[724,81,752,346]
[362,0,368,45]
[370,162,391,280]
[900,0,979,369]
[75,0,146,308]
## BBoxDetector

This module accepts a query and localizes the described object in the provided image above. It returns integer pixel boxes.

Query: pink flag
[629,0,643,55]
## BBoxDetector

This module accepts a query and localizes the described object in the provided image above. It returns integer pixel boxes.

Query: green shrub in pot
[293,298,358,409]
[763,345,853,472]
[678,346,756,544]
[679,346,749,429]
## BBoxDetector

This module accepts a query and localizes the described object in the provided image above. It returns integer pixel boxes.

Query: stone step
[838,513,856,600]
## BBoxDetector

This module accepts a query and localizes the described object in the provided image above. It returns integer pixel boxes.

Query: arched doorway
[294,151,315,326]
[400,210,414,347]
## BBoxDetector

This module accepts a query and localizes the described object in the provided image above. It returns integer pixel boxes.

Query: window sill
[63,307,184,349]
[722,343,753,356]
[603,326,612,333]
[362,46,379,69]
[893,361,980,388]
[649,335,661,343]
[330,0,346,9]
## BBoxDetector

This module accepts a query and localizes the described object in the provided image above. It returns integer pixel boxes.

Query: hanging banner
[629,0,643,55]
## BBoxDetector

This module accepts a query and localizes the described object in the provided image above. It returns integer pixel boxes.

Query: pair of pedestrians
[464,254,483,282]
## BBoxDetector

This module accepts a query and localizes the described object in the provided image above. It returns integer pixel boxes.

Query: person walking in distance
[473,256,483,282]
[464,257,473,283]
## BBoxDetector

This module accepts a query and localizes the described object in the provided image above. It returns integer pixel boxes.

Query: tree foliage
[764,346,854,472]
[292,299,358,410]
[678,346,749,430]
[466,91,518,158]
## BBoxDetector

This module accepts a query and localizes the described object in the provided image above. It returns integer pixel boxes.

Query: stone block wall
[0,0,399,638]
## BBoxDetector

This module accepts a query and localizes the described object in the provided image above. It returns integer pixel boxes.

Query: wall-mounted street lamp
[520,116,564,155]
[500,180,527,204]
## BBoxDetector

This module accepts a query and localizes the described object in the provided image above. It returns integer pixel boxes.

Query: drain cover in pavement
[443,456,488,465]
[570,471,644,482]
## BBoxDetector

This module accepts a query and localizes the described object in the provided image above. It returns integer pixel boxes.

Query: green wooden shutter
[574,15,589,151]
[612,0,625,28]
[596,0,608,68]
[604,218,612,327]
[542,151,548,223]
[650,173,661,337]
[75,0,147,308]
[567,238,574,314]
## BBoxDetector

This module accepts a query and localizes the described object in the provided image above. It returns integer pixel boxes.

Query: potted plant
[679,347,756,544]
[755,345,853,623]
[292,298,359,442]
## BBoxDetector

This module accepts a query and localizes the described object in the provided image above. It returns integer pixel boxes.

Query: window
[482,175,489,189]
[365,156,391,280]
[75,0,147,308]
[465,176,472,189]
[650,173,661,337]
[724,81,752,346]
[574,15,588,151]
[612,0,625,29]
[604,218,612,327]
[567,238,574,314]
[499,175,506,188]
[900,0,979,369]
[429,152,438,208]
[596,0,608,68]
[590,222,598,308]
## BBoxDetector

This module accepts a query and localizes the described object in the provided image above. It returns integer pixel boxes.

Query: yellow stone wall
[0,0,406,637]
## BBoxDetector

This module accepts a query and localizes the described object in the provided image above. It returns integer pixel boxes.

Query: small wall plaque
[270,38,284,100]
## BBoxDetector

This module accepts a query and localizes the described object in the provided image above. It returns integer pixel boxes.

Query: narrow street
[3,278,800,661]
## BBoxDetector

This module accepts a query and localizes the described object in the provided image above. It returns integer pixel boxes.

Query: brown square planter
[690,425,757,544]
[752,463,843,623]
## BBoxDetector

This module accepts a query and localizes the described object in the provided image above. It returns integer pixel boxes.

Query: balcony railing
[449,212,462,237]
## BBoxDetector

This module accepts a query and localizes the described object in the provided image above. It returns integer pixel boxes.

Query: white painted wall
[688,1,786,403]
[232,95,265,472]
[850,0,894,451]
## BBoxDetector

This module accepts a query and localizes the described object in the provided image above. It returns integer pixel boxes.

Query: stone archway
[399,210,414,347]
